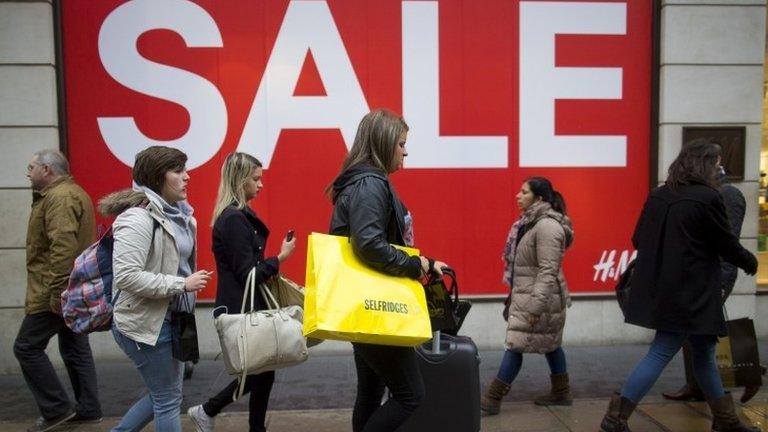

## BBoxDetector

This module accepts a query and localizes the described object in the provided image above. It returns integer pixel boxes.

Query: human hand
[744,254,758,276]
[527,314,540,326]
[502,293,511,322]
[185,270,212,292]
[419,256,449,276]
[278,236,296,262]
[50,295,63,316]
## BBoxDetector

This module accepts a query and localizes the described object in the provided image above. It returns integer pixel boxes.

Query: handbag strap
[232,274,282,402]
[241,268,257,314]
[234,318,249,401]
[259,283,281,310]
[441,267,459,306]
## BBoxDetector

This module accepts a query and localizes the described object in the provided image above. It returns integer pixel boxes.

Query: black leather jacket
[329,165,421,279]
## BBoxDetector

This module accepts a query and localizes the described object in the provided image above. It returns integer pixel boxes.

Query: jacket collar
[237,204,270,238]
[33,175,72,201]
[523,201,575,248]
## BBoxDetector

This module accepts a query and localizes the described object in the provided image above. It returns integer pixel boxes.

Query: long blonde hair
[211,152,262,226]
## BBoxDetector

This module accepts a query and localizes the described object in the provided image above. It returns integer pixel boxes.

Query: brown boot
[740,385,760,404]
[480,378,511,415]
[599,392,636,432]
[534,373,572,406]
[708,393,759,432]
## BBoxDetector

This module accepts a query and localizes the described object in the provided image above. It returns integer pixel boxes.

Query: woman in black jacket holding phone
[328,109,449,432]
[187,152,295,432]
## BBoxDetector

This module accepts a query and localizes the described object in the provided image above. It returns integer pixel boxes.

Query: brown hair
[132,146,187,193]
[666,138,721,189]
[327,109,408,199]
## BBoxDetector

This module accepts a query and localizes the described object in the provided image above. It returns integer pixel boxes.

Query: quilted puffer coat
[505,202,573,354]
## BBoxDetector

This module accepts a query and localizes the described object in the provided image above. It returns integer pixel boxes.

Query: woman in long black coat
[600,139,758,432]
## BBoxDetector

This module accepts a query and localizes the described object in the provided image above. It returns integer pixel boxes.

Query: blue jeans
[621,330,725,404]
[111,319,184,432]
[496,347,567,384]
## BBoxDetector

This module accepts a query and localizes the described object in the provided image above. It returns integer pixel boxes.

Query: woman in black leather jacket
[187,152,295,432]
[329,109,448,432]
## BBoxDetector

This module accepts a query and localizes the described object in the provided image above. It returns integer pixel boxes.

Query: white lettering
[593,249,637,282]
[97,0,226,169]
[237,0,369,168]
[519,2,627,167]
[402,1,508,168]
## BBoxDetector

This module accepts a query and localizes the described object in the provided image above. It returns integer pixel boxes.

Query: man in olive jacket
[13,149,102,431]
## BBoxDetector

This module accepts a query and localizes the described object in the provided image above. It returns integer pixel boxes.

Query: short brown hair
[132,146,187,193]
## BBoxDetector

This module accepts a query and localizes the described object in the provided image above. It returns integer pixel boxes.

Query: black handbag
[422,268,471,335]
[171,293,200,362]
[614,259,635,317]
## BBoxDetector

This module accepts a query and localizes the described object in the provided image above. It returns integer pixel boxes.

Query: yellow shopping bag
[304,233,431,347]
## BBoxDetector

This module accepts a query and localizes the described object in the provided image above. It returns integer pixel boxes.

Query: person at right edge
[600,139,759,432]
[663,161,761,404]
[328,109,449,432]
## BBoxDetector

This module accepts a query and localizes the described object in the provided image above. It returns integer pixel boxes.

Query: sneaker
[66,413,103,424]
[27,411,76,432]
[188,405,215,432]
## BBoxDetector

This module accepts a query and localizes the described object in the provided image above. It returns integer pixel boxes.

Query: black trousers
[352,343,425,432]
[681,341,702,392]
[13,312,102,420]
[203,371,275,432]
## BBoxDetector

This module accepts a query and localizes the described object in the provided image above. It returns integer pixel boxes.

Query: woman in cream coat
[100,146,212,432]
[481,177,574,415]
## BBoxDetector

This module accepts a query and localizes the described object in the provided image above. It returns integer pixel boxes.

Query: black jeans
[352,343,425,432]
[203,371,275,432]
[680,341,702,392]
[13,312,101,420]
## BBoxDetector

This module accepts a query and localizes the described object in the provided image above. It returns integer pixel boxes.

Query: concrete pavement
[0,392,766,431]
[1,342,766,431]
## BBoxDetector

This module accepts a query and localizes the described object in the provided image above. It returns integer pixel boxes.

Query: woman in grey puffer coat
[481,177,574,415]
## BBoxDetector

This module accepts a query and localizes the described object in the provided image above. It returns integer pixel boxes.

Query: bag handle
[232,271,284,401]
[234,267,257,401]
[441,267,459,305]
[428,267,458,306]
[259,283,281,310]
[241,268,257,314]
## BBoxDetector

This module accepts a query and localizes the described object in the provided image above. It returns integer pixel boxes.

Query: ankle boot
[599,392,636,432]
[534,373,572,406]
[480,378,511,415]
[708,393,759,432]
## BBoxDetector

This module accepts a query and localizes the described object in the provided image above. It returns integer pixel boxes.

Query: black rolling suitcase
[397,331,481,432]
[398,268,480,432]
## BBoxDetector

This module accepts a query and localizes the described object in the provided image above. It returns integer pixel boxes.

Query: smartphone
[286,229,295,241]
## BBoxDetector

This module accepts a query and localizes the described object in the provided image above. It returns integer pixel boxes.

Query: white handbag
[214,268,308,400]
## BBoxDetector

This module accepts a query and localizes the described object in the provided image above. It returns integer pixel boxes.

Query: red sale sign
[60,0,652,298]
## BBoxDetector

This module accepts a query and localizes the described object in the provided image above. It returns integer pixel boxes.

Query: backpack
[61,227,116,334]
[62,212,158,334]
